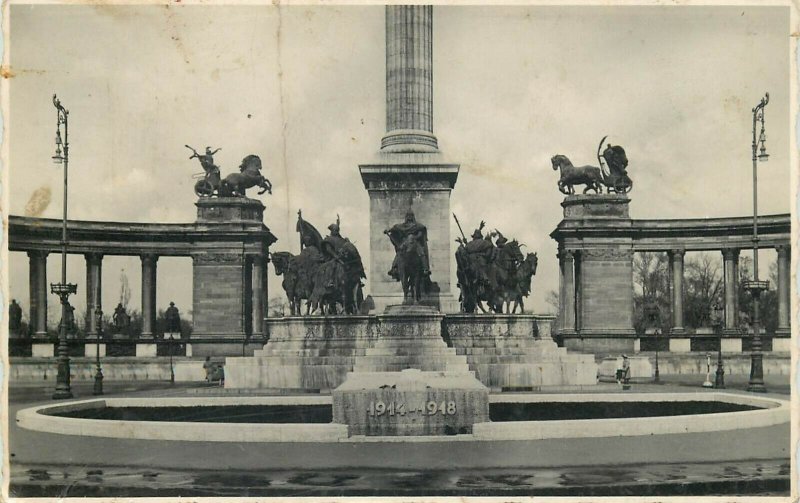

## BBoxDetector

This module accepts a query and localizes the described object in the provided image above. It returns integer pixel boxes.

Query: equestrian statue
[187,145,273,198]
[551,136,632,195]
[271,211,365,316]
[454,215,538,314]
[384,210,432,304]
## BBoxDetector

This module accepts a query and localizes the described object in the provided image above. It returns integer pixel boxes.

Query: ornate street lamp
[51,94,77,400]
[711,303,725,389]
[93,307,104,395]
[745,92,770,393]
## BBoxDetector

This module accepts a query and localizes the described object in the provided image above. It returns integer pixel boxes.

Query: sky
[6,4,793,323]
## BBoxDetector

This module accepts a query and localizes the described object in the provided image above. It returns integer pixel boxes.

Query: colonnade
[23,251,270,338]
[559,245,791,334]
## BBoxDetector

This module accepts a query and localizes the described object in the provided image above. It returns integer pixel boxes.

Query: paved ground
[7,374,792,498]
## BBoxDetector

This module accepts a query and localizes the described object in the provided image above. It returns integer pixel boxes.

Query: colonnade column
[722,248,739,332]
[140,254,158,338]
[28,250,49,337]
[669,249,685,333]
[252,255,267,338]
[561,250,576,332]
[84,253,103,336]
[776,245,790,334]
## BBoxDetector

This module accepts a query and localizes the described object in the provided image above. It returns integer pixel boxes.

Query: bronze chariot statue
[187,145,273,198]
[551,136,633,195]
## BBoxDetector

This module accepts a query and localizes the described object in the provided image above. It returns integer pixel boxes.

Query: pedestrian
[203,356,213,383]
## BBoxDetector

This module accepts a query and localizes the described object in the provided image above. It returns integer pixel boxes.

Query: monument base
[224,317,378,390]
[333,368,489,436]
[447,315,597,389]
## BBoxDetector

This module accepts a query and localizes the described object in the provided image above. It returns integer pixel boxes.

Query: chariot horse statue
[551,136,632,195]
[188,145,272,198]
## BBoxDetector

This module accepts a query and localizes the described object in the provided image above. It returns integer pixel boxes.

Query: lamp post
[711,303,725,389]
[745,92,770,393]
[51,94,77,400]
[168,333,175,384]
[93,307,104,395]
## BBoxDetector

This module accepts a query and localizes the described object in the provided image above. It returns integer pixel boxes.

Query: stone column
[382,5,437,152]
[669,249,685,333]
[140,254,158,338]
[776,245,790,334]
[722,248,739,332]
[252,255,267,337]
[28,251,48,337]
[84,253,103,336]
[574,251,582,331]
[561,250,576,332]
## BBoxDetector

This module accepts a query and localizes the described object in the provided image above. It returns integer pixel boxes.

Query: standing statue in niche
[384,210,431,304]
[165,301,181,334]
[187,145,272,198]
[112,302,131,336]
[8,299,22,334]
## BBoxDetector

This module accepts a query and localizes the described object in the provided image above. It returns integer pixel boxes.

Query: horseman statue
[271,211,365,315]
[550,136,633,195]
[454,215,538,314]
[384,210,431,304]
[187,145,273,198]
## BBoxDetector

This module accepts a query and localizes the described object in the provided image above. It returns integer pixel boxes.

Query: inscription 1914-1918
[367,400,457,417]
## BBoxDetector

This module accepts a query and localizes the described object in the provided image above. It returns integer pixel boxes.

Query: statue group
[187,145,272,198]
[551,136,633,195]
[454,218,538,314]
[272,212,366,315]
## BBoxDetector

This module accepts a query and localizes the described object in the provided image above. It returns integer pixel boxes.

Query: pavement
[6,374,793,498]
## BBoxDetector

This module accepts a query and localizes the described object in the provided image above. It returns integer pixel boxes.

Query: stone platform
[224,316,379,391]
[225,311,598,391]
[446,314,598,390]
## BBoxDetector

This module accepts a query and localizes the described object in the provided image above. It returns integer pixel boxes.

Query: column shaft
[777,245,790,332]
[562,250,576,332]
[252,255,267,337]
[670,250,685,333]
[85,253,103,336]
[28,251,49,337]
[140,254,158,338]
[382,5,438,151]
[722,248,739,331]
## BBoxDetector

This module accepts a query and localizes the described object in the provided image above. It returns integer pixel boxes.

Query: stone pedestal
[356,305,470,372]
[333,368,489,436]
[84,343,106,358]
[136,343,157,357]
[551,195,636,346]
[191,197,276,354]
[721,338,743,353]
[360,156,459,313]
[32,342,54,358]
[669,338,691,353]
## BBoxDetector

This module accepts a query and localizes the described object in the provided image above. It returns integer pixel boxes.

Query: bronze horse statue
[396,234,428,304]
[218,154,273,197]
[551,154,604,195]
